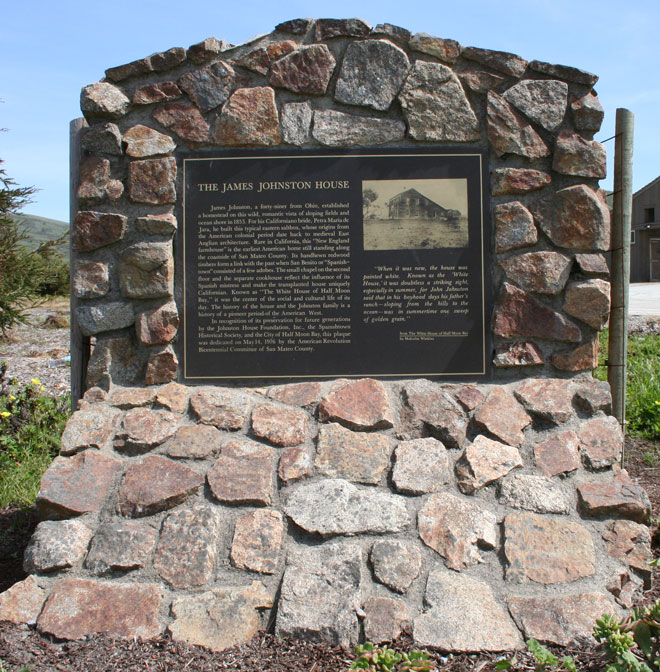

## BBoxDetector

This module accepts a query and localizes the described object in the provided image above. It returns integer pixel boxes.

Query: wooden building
[631,175,660,282]
[387,188,459,221]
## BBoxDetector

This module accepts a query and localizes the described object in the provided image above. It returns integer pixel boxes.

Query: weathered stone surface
[166,424,221,459]
[284,479,409,536]
[318,378,393,430]
[276,542,362,646]
[188,36,230,64]
[214,87,281,146]
[155,381,189,413]
[0,576,45,624]
[504,512,595,584]
[579,416,622,470]
[86,334,141,389]
[409,32,461,63]
[564,279,611,330]
[37,578,163,640]
[178,61,245,113]
[500,251,572,295]
[392,438,450,494]
[276,18,313,34]
[60,405,121,455]
[529,60,598,86]
[494,341,544,368]
[457,68,505,93]
[135,301,179,345]
[514,378,574,424]
[418,492,497,570]
[463,46,527,77]
[133,81,182,105]
[370,539,422,594]
[574,379,612,415]
[494,283,581,342]
[403,379,467,449]
[575,252,609,275]
[494,201,537,253]
[127,157,176,204]
[553,131,607,178]
[81,122,123,154]
[208,440,275,505]
[81,82,130,120]
[105,57,153,82]
[24,520,93,573]
[190,388,250,430]
[455,386,485,411]
[77,157,123,203]
[153,101,211,143]
[251,402,307,446]
[508,593,618,646]
[145,348,178,385]
[487,91,549,159]
[314,18,371,39]
[499,473,570,514]
[603,520,653,586]
[153,504,219,589]
[312,110,405,146]
[473,387,531,446]
[150,47,186,72]
[123,124,176,157]
[364,597,410,644]
[115,407,179,452]
[268,381,322,407]
[231,509,284,574]
[503,79,568,131]
[119,241,174,299]
[315,423,391,484]
[371,23,411,44]
[169,582,272,652]
[278,446,313,484]
[552,339,599,372]
[578,470,652,523]
[415,571,522,652]
[136,212,177,236]
[335,40,410,111]
[72,210,126,251]
[119,455,204,517]
[235,47,270,75]
[82,387,107,404]
[281,101,312,146]
[85,521,158,574]
[531,185,610,251]
[109,387,156,409]
[73,260,110,299]
[534,430,580,477]
[491,168,551,195]
[456,435,523,494]
[76,302,134,336]
[269,44,336,95]
[399,61,479,142]
[572,92,605,132]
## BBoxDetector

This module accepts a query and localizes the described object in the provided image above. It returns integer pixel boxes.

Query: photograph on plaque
[178,148,491,382]
[362,178,468,250]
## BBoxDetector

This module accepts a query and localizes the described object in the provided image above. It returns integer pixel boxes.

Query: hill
[10,213,69,257]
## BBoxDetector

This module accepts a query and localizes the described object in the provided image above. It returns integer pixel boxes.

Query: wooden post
[608,108,634,459]
[69,117,88,410]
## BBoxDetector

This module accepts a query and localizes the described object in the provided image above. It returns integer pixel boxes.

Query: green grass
[0,375,70,508]
[10,212,69,257]
[595,329,660,439]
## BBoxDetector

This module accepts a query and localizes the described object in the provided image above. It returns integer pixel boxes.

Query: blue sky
[2,0,658,222]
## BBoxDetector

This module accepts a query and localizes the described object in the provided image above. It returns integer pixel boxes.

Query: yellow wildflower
[0,411,10,418]
[31,377,41,386]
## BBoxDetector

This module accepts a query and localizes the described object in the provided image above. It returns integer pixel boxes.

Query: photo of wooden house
[387,188,460,223]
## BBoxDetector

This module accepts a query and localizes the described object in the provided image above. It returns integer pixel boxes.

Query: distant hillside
[10,213,69,257]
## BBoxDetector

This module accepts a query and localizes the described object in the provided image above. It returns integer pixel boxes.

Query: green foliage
[350,642,436,672]
[0,371,70,507]
[495,639,575,672]
[0,160,68,337]
[593,600,660,671]
[595,329,660,439]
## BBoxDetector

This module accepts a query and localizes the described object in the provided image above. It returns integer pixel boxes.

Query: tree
[0,159,65,338]
[363,187,378,219]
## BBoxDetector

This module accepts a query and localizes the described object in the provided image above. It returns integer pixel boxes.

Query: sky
[1,0,659,223]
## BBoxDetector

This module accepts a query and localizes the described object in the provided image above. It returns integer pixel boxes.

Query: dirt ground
[0,306,659,671]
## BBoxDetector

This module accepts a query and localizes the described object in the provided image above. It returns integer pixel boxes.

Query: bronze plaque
[178,147,491,381]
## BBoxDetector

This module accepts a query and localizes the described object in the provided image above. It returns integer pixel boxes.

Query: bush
[0,159,67,337]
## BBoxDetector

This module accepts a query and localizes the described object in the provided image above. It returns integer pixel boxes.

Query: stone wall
[0,18,649,655]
